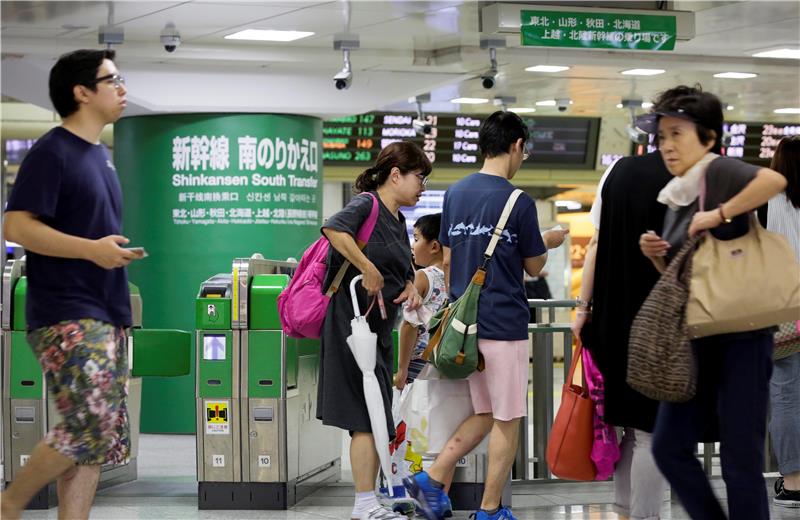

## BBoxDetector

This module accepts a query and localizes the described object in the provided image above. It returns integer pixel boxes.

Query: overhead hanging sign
[520,9,677,51]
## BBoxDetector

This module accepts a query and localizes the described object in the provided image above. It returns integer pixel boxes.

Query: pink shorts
[468,339,529,421]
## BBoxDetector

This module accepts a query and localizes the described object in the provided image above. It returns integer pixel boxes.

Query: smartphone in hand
[126,247,148,258]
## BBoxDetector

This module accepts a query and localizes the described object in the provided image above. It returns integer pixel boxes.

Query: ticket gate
[0,258,191,509]
[196,256,341,510]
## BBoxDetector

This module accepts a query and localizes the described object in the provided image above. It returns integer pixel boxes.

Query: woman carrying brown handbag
[637,85,787,520]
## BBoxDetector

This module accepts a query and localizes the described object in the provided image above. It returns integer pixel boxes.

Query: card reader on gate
[199,273,233,298]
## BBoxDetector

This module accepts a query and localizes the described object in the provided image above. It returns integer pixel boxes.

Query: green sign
[115,113,323,433]
[521,10,676,51]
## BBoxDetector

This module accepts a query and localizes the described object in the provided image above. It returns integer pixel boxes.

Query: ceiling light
[620,68,665,76]
[224,29,314,42]
[525,65,570,73]
[752,48,800,60]
[727,105,735,111]
[641,102,654,109]
[713,72,758,79]
[616,103,623,109]
[536,99,556,106]
[450,97,489,104]
[774,108,800,114]
[508,107,537,113]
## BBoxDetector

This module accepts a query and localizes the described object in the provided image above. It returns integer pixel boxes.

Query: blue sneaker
[442,495,453,518]
[402,471,449,520]
[469,506,517,520]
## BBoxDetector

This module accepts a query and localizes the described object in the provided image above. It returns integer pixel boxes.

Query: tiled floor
[17,434,800,519]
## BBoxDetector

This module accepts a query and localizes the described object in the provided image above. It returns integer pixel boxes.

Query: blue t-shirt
[5,127,132,329]
[440,173,546,341]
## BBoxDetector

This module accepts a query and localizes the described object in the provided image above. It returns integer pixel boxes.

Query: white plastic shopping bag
[399,365,475,457]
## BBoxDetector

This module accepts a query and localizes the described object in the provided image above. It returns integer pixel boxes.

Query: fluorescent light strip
[535,100,556,106]
[774,108,800,114]
[620,68,665,76]
[713,72,757,79]
[224,29,314,42]
[450,97,489,104]
[525,65,570,73]
[508,107,537,113]
[753,48,800,60]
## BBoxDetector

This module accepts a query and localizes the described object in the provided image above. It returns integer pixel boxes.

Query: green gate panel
[197,330,234,399]
[9,331,42,399]
[116,113,322,433]
[12,277,27,331]
[247,331,282,398]
[196,297,231,330]
[249,274,289,330]
[131,329,192,377]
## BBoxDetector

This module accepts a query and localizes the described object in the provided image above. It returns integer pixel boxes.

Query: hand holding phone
[126,247,148,258]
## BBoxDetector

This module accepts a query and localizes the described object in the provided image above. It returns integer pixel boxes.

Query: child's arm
[394,270,431,389]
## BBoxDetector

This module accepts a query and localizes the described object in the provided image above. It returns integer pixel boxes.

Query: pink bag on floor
[581,347,620,481]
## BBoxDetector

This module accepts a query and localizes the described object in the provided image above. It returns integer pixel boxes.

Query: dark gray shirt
[663,156,761,259]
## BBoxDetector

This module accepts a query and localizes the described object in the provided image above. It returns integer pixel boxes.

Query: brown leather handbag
[546,340,596,481]
[627,235,700,403]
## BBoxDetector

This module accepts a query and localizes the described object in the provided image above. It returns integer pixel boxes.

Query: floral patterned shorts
[27,319,130,466]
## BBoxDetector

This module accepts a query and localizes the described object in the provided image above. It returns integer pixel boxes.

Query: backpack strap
[326,193,380,296]
[482,189,524,264]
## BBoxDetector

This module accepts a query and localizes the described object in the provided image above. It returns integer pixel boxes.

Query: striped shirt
[768,192,800,261]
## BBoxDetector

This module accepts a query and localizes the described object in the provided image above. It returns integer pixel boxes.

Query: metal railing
[516,299,576,480]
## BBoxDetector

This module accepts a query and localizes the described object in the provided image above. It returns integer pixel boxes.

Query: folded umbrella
[347,274,394,496]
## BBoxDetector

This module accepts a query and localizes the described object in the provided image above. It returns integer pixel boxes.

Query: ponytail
[352,141,432,194]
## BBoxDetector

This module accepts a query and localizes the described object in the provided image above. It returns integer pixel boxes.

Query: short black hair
[652,84,724,154]
[478,110,530,158]
[414,213,441,242]
[49,49,116,118]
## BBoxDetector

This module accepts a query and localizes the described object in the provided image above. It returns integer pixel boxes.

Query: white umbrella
[347,274,394,497]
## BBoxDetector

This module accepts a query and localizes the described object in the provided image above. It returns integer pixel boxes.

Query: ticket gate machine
[0,258,191,509]
[196,256,341,509]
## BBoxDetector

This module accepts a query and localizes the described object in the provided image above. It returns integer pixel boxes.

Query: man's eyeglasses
[413,173,429,187]
[90,73,126,89]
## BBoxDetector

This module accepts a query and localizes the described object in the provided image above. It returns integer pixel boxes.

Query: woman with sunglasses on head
[317,141,429,520]
[638,85,786,519]
[765,136,800,509]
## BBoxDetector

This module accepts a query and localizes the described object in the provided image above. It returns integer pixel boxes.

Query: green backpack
[422,189,524,379]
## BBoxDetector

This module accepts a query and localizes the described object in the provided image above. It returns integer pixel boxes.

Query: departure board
[323,113,600,169]
[633,121,800,166]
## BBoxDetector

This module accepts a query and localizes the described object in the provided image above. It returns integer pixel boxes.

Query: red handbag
[546,340,597,481]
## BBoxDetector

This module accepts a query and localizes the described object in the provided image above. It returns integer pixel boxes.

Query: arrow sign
[204,335,226,360]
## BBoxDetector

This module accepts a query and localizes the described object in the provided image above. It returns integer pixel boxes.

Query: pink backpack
[278,193,379,339]
[581,346,620,481]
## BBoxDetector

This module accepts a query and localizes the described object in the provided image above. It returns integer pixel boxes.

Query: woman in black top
[317,142,429,520]
[639,86,786,520]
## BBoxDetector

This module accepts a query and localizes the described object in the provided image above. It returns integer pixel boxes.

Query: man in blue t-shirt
[404,111,568,520]
[2,49,143,520]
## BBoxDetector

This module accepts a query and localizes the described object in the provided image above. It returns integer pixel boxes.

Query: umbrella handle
[350,275,365,318]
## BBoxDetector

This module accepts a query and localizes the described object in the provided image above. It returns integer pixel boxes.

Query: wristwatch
[576,297,592,310]
[718,204,732,224]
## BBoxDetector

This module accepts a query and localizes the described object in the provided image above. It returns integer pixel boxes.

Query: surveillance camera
[160,23,181,52]
[626,124,649,144]
[556,98,571,113]
[333,69,352,90]
[480,71,497,90]
[412,119,432,136]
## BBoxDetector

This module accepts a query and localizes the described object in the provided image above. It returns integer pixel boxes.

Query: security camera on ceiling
[556,98,571,112]
[333,69,353,90]
[160,23,181,52]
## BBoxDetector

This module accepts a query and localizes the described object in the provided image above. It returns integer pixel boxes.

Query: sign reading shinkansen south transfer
[520,10,676,51]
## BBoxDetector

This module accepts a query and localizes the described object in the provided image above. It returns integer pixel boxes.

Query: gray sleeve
[703,157,760,210]
[321,193,373,239]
